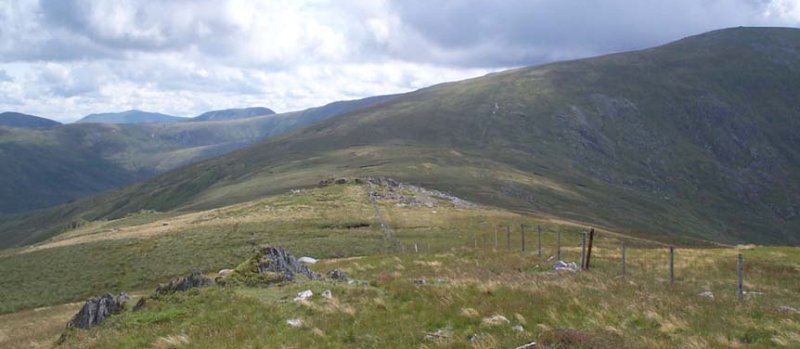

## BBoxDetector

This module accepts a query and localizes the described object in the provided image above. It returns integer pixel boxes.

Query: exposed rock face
[257,246,321,281]
[66,292,130,329]
[552,261,578,272]
[155,271,214,296]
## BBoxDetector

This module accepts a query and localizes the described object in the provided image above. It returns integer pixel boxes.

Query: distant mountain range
[0,112,61,129]
[76,110,186,124]
[0,96,396,219]
[192,107,276,121]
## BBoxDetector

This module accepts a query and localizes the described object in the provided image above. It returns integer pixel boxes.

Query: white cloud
[0,0,798,121]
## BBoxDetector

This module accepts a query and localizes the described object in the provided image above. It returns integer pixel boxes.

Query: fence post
[580,232,587,270]
[414,243,419,253]
[506,225,511,250]
[621,240,626,277]
[737,254,744,302]
[669,246,675,286]
[585,228,595,270]
[521,224,526,252]
[537,225,542,258]
[556,227,561,261]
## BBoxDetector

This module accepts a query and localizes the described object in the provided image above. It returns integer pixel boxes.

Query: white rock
[286,318,303,327]
[512,325,525,332]
[217,269,234,278]
[778,305,800,314]
[481,315,510,326]
[298,257,318,265]
[552,260,578,272]
[321,289,332,299]
[294,290,313,302]
[514,341,538,349]
[699,291,715,300]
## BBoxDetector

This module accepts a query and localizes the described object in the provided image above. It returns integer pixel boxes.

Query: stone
[298,257,318,265]
[778,305,800,314]
[552,260,578,272]
[321,289,333,299]
[327,269,350,282]
[699,291,715,300]
[514,341,538,349]
[414,278,427,285]
[481,315,510,326]
[217,269,234,278]
[286,318,304,328]
[257,246,321,281]
[512,325,525,332]
[66,292,130,329]
[155,271,213,296]
[294,290,313,302]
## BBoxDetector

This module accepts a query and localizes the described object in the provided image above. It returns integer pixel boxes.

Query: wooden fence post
[521,224,526,252]
[585,228,595,270]
[556,227,561,261]
[580,232,587,270]
[737,254,744,302]
[494,227,498,249]
[537,225,542,258]
[414,243,419,253]
[506,225,511,250]
[669,246,675,286]
[621,240,626,277]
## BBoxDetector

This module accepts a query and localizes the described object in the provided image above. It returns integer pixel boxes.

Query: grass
[1,182,799,348]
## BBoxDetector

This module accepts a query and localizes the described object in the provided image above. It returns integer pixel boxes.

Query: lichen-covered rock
[155,271,213,296]
[66,292,129,329]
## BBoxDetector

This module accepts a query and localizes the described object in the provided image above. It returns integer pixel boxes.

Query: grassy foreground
[1,182,799,348]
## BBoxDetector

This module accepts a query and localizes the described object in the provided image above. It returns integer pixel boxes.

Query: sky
[1,0,799,122]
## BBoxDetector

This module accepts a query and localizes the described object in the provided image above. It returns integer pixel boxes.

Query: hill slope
[4,27,800,246]
[0,96,396,217]
[76,110,185,124]
[192,107,276,121]
[0,112,61,128]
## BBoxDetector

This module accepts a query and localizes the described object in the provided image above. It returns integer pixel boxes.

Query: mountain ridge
[0,112,62,129]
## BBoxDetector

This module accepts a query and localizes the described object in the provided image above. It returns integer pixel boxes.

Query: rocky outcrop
[66,292,130,329]
[257,246,321,281]
[155,271,214,296]
[327,269,350,282]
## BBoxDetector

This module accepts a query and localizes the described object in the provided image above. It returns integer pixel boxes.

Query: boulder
[294,290,313,302]
[552,260,578,272]
[257,246,321,281]
[66,292,130,329]
[217,269,234,278]
[699,291,715,300]
[321,289,333,299]
[327,269,350,282]
[298,257,318,265]
[155,271,213,296]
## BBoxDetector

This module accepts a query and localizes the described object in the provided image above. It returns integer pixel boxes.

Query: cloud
[0,0,798,121]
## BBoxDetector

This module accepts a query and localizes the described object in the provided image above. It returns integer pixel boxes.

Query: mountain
[76,110,185,124]
[0,95,396,219]
[0,112,61,128]
[4,27,800,248]
[192,107,276,121]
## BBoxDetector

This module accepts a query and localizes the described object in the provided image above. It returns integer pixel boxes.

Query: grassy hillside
[76,110,185,124]
[192,107,275,121]
[0,95,396,217]
[6,27,797,246]
[0,181,798,348]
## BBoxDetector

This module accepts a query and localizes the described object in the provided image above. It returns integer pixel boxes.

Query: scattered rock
[132,297,147,311]
[514,341,538,349]
[66,292,129,329]
[327,269,350,282]
[424,329,452,342]
[699,291,715,300]
[481,314,510,326]
[298,257,318,265]
[414,278,427,285]
[321,289,333,299]
[286,318,304,328]
[460,308,480,318]
[778,305,800,314]
[217,269,234,278]
[294,290,313,302]
[335,177,349,184]
[512,325,525,333]
[552,260,578,272]
[155,271,213,296]
[257,246,321,281]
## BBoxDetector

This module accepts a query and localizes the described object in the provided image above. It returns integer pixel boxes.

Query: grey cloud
[0,69,11,81]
